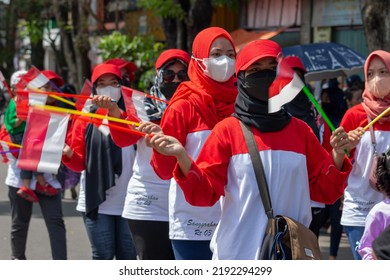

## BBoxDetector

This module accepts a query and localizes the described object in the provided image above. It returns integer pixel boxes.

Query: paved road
[0,163,90,260]
[0,163,354,260]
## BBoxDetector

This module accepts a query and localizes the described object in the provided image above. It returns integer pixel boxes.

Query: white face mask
[196,55,236,82]
[96,86,121,101]
[368,75,390,99]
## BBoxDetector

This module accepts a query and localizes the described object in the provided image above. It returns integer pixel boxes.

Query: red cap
[41,70,65,87]
[91,63,122,84]
[105,58,137,81]
[235,39,281,74]
[155,49,190,70]
[284,56,306,73]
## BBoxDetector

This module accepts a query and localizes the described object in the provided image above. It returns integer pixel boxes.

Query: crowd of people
[1,25,390,260]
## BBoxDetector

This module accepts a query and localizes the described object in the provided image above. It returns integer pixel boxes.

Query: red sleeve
[173,128,229,206]
[61,117,87,172]
[151,101,191,180]
[109,112,142,147]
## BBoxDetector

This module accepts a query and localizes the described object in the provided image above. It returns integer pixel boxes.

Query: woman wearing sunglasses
[144,49,190,122]
[92,49,190,259]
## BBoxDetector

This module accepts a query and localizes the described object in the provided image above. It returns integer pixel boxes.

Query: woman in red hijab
[146,27,237,260]
[340,50,390,260]
[147,39,352,259]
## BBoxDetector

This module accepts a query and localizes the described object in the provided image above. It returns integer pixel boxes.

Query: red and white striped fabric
[268,58,305,113]
[17,108,70,174]
[15,89,49,120]
[75,79,93,112]
[0,126,17,164]
[16,66,50,91]
[0,142,17,164]
[15,67,49,119]
[121,86,149,122]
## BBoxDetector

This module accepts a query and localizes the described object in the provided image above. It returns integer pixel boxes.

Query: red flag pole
[18,88,170,104]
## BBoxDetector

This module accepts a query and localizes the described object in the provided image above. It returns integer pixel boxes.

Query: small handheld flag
[268,57,305,113]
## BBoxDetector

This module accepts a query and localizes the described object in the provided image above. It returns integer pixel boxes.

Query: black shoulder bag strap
[239,121,273,219]
[240,121,277,259]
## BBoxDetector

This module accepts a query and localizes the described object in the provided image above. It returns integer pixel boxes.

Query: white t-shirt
[122,138,170,221]
[76,145,136,216]
[168,130,221,240]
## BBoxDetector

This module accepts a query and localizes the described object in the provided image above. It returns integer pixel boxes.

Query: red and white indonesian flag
[0,142,17,164]
[15,67,49,117]
[0,126,17,164]
[75,79,93,112]
[121,86,149,122]
[15,89,49,121]
[16,66,50,91]
[268,58,305,113]
[17,108,70,174]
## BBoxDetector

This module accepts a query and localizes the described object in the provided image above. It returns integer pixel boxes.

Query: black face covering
[241,70,276,101]
[159,82,180,100]
[233,71,291,132]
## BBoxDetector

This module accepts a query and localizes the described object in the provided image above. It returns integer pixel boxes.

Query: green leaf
[99,31,165,91]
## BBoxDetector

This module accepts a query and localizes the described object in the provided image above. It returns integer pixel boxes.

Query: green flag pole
[302,86,349,156]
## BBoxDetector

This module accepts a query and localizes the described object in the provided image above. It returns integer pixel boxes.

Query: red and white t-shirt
[151,98,222,240]
[174,116,351,259]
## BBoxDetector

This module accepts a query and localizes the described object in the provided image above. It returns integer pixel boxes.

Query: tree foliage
[136,0,240,52]
[361,0,390,52]
[99,31,165,91]
[137,0,186,19]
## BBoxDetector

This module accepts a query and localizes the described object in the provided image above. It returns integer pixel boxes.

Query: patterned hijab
[167,27,238,127]
[362,50,390,123]
[146,49,190,121]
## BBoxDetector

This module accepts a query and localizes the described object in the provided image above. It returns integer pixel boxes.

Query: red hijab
[169,27,237,126]
[362,50,390,123]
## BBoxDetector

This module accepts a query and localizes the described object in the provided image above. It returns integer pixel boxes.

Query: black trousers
[127,219,174,260]
[8,186,67,259]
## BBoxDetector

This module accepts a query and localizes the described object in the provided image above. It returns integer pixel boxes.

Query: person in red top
[105,58,137,87]
[62,63,136,260]
[93,49,190,260]
[4,70,64,202]
[340,50,390,260]
[147,39,352,260]
[4,69,67,260]
[147,27,237,260]
[283,56,327,241]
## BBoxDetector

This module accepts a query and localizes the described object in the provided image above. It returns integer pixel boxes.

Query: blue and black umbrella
[283,42,366,82]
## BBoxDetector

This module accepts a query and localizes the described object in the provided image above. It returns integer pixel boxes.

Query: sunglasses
[162,69,188,83]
